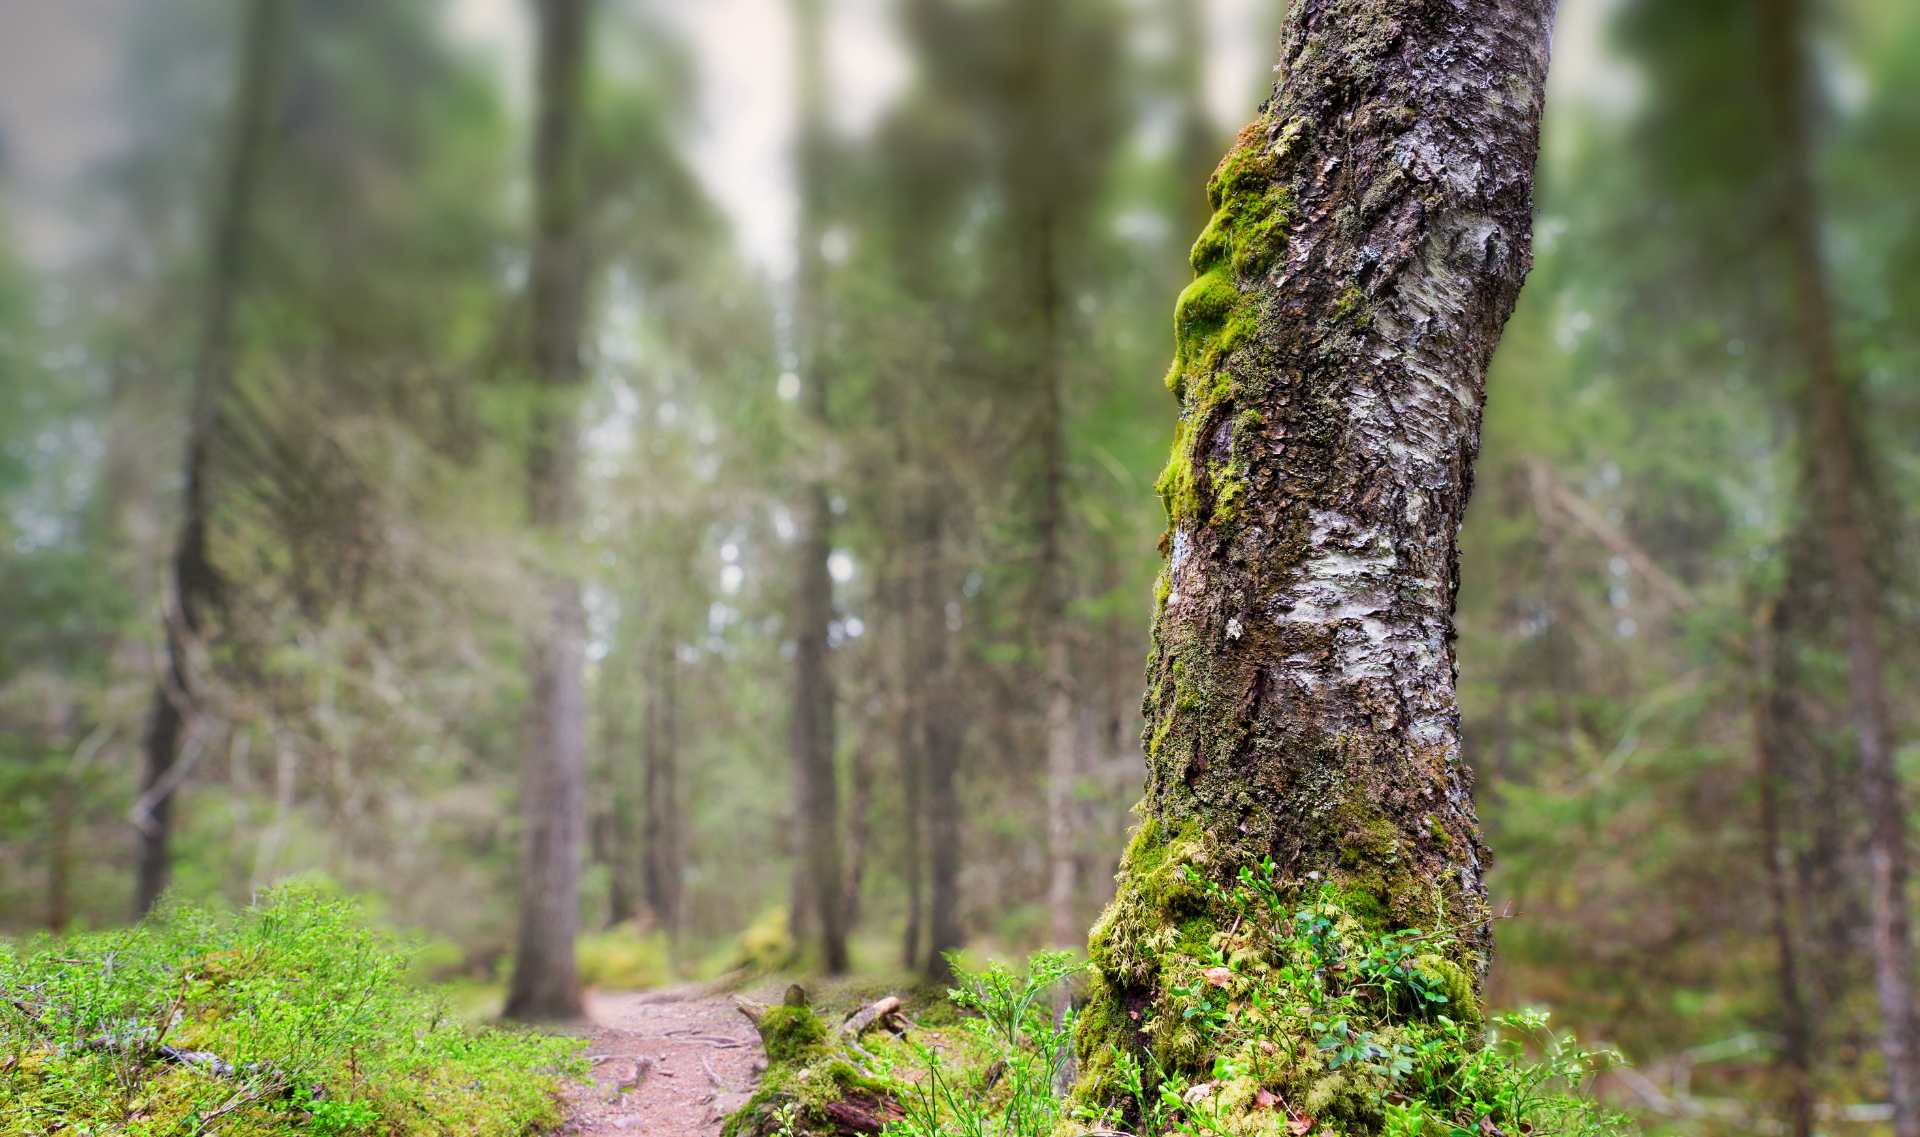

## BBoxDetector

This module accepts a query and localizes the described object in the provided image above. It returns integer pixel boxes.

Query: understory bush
[0,882,584,1136]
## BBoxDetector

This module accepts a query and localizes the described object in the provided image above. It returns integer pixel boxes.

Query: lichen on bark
[1074,0,1557,1128]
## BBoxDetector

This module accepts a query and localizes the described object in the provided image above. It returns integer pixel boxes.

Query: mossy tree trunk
[133,0,285,919]
[505,0,591,1023]
[1075,0,1555,1118]
[1757,0,1918,1129]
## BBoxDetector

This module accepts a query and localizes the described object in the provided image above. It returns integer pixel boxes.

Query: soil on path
[563,985,765,1136]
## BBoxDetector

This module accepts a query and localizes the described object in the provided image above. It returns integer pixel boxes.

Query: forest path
[562,985,764,1135]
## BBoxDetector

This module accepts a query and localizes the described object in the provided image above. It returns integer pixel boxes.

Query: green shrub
[0,882,584,1136]
[731,905,799,975]
[575,922,673,989]
[892,951,1082,1137]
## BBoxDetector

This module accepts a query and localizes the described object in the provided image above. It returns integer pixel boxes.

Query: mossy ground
[1068,852,1627,1137]
[722,995,916,1137]
[0,884,583,1137]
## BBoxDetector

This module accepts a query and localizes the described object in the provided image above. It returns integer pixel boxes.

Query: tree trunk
[1075,0,1554,1111]
[504,0,591,1023]
[910,492,962,983]
[601,677,638,928]
[132,0,285,919]
[1758,0,1917,1128]
[898,538,927,968]
[843,738,875,930]
[642,635,683,940]
[786,0,850,976]
[923,696,963,984]
[1030,177,1077,954]
[1753,596,1816,1137]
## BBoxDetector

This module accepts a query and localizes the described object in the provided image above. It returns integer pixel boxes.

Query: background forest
[1,0,1916,1133]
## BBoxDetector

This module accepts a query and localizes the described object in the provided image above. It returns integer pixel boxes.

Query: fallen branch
[840,996,901,1040]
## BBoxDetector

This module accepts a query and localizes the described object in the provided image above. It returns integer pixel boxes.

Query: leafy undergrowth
[729,866,1634,1137]
[0,883,584,1137]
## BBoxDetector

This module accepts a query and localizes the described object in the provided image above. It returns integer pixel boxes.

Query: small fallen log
[821,1093,905,1134]
[838,996,900,1040]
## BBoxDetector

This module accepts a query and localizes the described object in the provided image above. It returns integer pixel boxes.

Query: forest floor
[561,985,766,1136]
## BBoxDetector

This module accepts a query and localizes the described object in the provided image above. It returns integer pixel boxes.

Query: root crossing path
[564,986,765,1136]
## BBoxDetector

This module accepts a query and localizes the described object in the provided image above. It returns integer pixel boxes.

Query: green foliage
[0,883,584,1136]
[575,923,674,989]
[1074,864,1631,1137]
[890,951,1082,1137]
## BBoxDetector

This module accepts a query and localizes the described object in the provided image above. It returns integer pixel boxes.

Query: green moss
[1154,418,1200,524]
[1210,460,1249,524]
[1331,283,1372,326]
[1415,955,1483,1028]
[758,1004,829,1064]
[1157,121,1295,534]
[1086,818,1212,988]
[727,1002,900,1137]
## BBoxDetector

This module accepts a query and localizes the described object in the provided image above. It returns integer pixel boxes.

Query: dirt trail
[563,985,765,1136]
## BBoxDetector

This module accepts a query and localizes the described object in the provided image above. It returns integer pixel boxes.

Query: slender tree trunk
[505,0,591,1023]
[1753,597,1817,1137]
[1758,1,1917,1129]
[1075,0,1554,1111]
[898,534,927,967]
[132,0,284,919]
[786,0,850,976]
[923,693,963,984]
[642,634,683,940]
[601,668,638,928]
[1036,236,1080,950]
[911,493,962,982]
[843,741,874,929]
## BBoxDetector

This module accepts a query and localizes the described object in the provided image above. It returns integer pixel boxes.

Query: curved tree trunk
[1075,0,1554,1112]
[505,0,591,1023]
[133,0,285,919]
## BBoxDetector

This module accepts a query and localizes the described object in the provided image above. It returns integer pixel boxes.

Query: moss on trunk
[1071,0,1556,1129]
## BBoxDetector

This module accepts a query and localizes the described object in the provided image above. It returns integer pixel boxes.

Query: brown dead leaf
[1480,1119,1507,1136]
[1202,966,1234,987]
[1287,1111,1313,1136]
[1254,1087,1279,1109]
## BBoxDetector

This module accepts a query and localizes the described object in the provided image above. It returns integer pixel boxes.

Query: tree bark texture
[1076,0,1554,1110]
[133,0,285,919]
[505,0,591,1023]
[1758,0,1917,1128]
[785,0,851,976]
